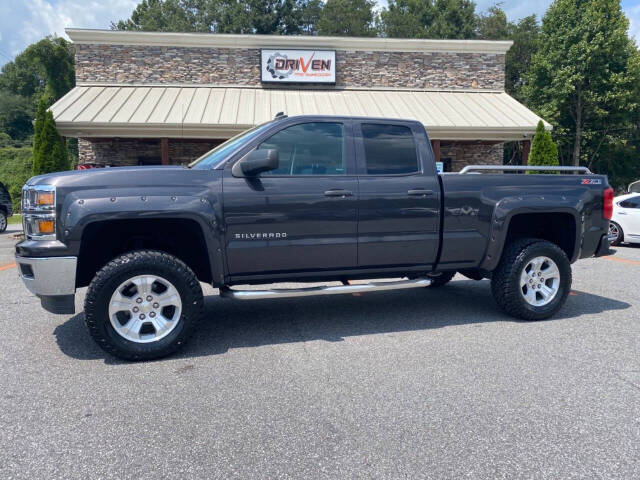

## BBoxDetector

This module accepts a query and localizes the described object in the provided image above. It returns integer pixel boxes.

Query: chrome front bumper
[16,256,77,296]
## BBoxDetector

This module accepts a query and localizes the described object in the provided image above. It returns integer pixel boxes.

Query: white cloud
[627,3,640,44]
[0,0,137,65]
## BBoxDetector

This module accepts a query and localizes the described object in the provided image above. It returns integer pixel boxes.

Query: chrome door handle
[407,189,434,197]
[324,189,353,197]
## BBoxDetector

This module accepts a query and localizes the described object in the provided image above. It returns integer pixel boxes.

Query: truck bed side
[438,173,610,272]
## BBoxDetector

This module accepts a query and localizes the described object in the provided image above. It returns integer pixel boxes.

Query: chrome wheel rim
[519,256,561,307]
[108,275,182,343]
[608,222,620,242]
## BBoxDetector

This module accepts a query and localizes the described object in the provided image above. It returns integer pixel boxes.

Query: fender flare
[480,193,581,271]
[62,190,227,286]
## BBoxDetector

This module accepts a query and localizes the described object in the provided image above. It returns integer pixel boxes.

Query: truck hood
[24,166,224,209]
[27,165,189,187]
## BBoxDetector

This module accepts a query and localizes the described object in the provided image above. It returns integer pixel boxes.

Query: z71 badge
[581,178,602,185]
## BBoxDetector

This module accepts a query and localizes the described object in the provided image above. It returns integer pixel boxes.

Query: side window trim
[256,120,355,177]
[354,121,424,176]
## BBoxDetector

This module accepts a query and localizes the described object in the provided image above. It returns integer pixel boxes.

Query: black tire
[84,250,204,361]
[608,221,624,246]
[0,211,7,233]
[490,238,571,321]
[427,271,456,288]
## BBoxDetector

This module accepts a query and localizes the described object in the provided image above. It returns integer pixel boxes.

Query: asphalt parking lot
[1,224,639,479]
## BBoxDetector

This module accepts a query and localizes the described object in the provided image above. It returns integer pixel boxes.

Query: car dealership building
[52,29,547,171]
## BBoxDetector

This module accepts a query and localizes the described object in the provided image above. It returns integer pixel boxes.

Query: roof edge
[55,122,538,141]
[73,82,505,94]
[65,28,513,54]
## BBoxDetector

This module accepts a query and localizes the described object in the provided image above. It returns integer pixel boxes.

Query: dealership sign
[261,49,336,84]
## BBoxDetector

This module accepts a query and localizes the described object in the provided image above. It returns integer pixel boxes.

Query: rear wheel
[491,239,571,320]
[0,211,7,233]
[608,221,624,246]
[84,250,204,361]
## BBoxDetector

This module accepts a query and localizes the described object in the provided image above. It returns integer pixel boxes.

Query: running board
[220,277,432,300]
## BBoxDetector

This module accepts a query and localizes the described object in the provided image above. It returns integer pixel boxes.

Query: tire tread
[491,238,571,321]
[84,250,203,361]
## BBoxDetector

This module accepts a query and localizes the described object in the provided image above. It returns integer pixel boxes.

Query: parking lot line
[603,256,640,266]
[0,263,16,271]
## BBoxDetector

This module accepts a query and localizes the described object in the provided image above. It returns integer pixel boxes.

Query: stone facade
[440,142,504,172]
[75,44,505,91]
[78,137,504,170]
[74,37,509,169]
[78,138,221,166]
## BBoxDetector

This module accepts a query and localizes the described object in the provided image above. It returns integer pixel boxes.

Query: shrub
[0,146,33,211]
[528,120,559,173]
[32,101,68,176]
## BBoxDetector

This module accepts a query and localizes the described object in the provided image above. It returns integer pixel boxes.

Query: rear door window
[361,123,419,175]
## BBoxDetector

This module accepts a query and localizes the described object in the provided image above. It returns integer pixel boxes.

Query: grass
[7,214,21,225]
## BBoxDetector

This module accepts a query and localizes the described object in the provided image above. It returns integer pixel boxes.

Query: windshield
[189,122,274,169]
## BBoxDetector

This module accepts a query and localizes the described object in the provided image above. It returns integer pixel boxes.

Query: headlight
[22,185,56,240]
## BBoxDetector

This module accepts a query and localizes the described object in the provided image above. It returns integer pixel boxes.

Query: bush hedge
[0,146,32,211]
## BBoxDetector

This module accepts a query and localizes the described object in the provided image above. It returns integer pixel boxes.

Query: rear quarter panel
[439,173,609,271]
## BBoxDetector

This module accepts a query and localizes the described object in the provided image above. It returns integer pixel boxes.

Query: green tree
[381,0,476,39]
[113,0,323,35]
[476,5,508,39]
[317,0,377,36]
[113,0,199,31]
[528,120,559,172]
[0,37,74,103]
[524,0,640,169]
[0,91,34,140]
[33,110,68,176]
[504,15,540,101]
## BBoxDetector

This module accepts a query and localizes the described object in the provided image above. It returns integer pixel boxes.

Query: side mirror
[232,149,279,177]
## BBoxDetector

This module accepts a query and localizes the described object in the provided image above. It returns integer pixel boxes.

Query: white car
[609,193,640,245]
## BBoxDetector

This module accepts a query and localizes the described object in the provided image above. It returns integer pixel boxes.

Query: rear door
[223,120,358,277]
[354,121,441,268]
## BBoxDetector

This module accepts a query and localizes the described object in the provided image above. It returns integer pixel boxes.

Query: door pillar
[522,139,531,166]
[431,139,440,162]
[161,138,169,165]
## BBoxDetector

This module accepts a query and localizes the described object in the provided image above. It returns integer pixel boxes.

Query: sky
[0,0,639,67]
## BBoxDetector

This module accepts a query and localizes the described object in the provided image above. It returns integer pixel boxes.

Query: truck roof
[276,114,422,125]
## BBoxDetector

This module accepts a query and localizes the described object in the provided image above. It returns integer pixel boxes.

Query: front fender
[61,187,226,285]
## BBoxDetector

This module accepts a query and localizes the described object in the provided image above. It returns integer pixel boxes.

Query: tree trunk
[572,94,582,166]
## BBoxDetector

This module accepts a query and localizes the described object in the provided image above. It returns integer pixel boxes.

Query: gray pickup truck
[16,115,614,360]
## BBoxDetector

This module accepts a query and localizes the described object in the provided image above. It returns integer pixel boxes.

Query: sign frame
[260,49,337,85]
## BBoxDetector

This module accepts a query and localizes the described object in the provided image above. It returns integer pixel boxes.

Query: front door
[354,121,441,268]
[223,120,358,277]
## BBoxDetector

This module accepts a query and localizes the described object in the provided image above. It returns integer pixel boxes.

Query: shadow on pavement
[53,280,631,362]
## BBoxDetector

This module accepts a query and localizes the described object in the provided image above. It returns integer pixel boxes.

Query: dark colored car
[15,115,614,360]
[0,181,13,233]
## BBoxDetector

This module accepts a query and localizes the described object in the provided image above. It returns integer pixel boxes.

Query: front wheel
[491,239,571,321]
[84,250,204,361]
[0,211,7,233]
